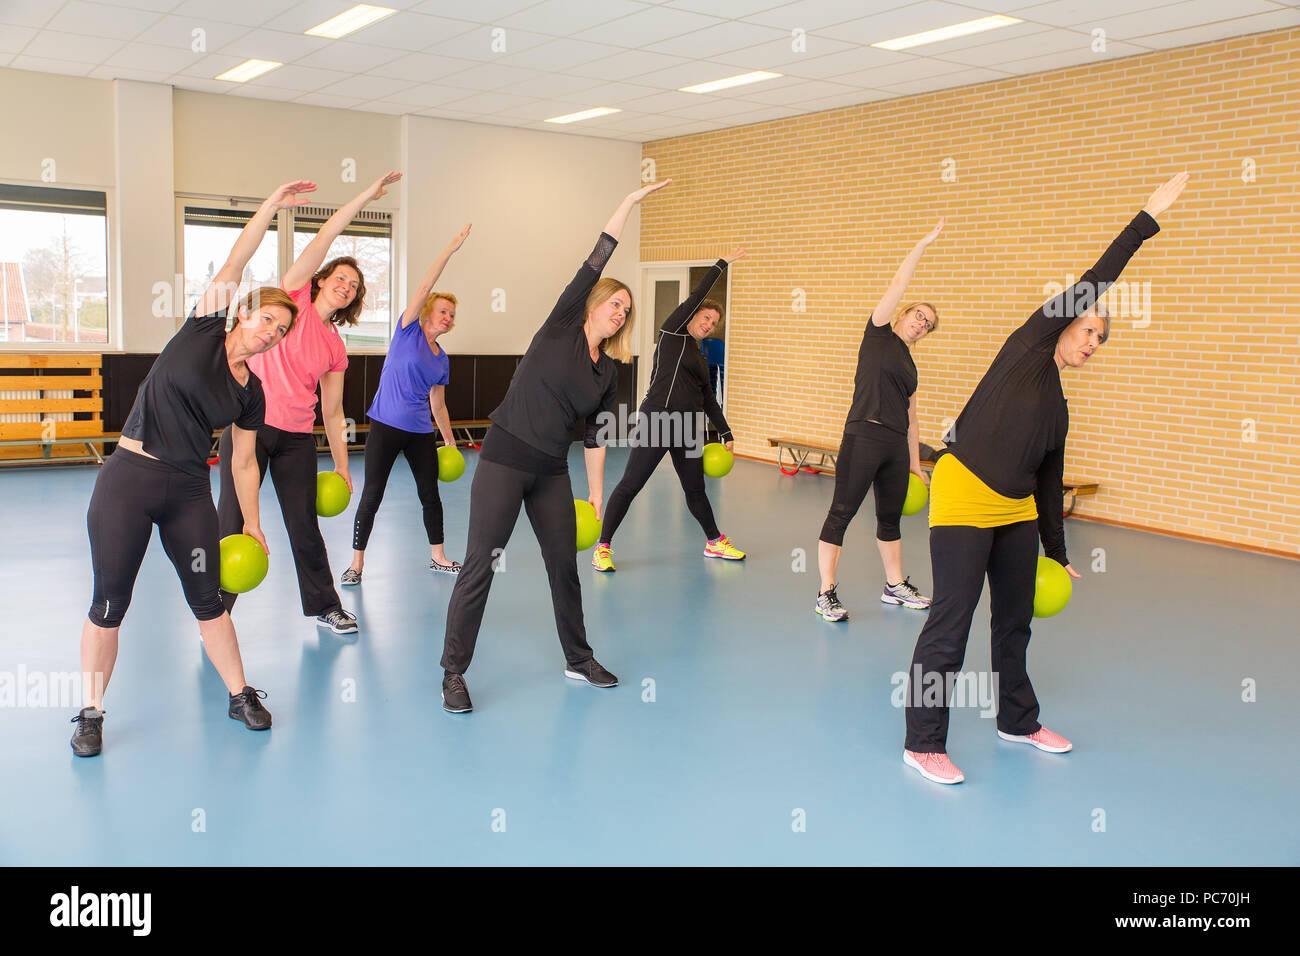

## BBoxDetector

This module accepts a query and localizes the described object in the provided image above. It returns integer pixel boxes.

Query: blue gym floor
[1,447,1296,866]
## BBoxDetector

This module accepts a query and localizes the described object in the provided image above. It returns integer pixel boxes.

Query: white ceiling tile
[489,37,611,71]
[568,79,663,103]
[728,76,860,105]
[166,76,235,94]
[244,63,340,92]
[424,26,551,61]
[0,24,36,54]
[88,64,174,82]
[876,65,1015,94]
[294,41,401,74]
[723,103,806,123]
[432,62,550,92]
[428,89,541,113]
[800,87,895,109]
[829,1,1022,47]
[564,47,691,79]
[779,43,904,77]
[133,15,250,52]
[292,91,369,109]
[631,59,765,90]
[353,99,415,115]
[1092,0,1284,41]
[369,52,482,82]
[499,0,649,36]
[382,81,477,107]
[173,52,251,78]
[994,39,1152,74]
[575,6,725,48]
[568,109,677,131]
[226,83,304,102]
[9,54,97,76]
[492,71,603,99]
[45,1,163,40]
[664,0,796,17]
[350,11,480,52]
[620,88,712,112]
[1123,7,1300,49]
[317,73,419,99]
[23,30,124,63]
[411,0,542,20]
[491,97,601,119]
[104,40,202,73]
[743,0,909,32]
[0,0,64,29]
[172,0,300,28]
[1014,0,1174,29]
[92,0,185,11]
[828,55,974,87]
[215,30,331,63]
[643,19,790,58]
[662,97,769,119]
[711,32,858,68]
[933,27,1099,66]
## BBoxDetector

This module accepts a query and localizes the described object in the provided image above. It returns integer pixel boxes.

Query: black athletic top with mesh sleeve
[487,233,620,465]
[844,316,917,437]
[121,307,265,478]
[640,259,732,442]
[944,210,1160,564]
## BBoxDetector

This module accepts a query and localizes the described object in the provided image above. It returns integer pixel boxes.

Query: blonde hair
[232,286,298,334]
[586,278,635,363]
[421,291,458,330]
[896,301,939,333]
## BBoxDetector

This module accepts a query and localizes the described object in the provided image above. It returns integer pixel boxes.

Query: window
[182,206,278,319]
[0,185,109,346]
[291,206,393,350]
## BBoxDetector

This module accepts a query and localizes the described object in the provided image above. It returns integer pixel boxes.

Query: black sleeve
[546,233,619,330]
[1016,210,1160,351]
[702,387,732,442]
[189,305,229,334]
[663,260,726,334]
[1034,445,1068,566]
[235,377,266,431]
[584,370,618,449]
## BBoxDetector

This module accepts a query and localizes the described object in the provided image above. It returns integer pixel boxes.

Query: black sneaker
[564,658,618,688]
[316,607,359,634]
[229,686,272,730]
[442,672,472,713]
[70,707,105,757]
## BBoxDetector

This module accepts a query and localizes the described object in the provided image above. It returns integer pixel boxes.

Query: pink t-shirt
[248,284,349,433]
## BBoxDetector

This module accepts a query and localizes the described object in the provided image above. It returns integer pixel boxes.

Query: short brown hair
[232,286,298,335]
[696,298,724,321]
[897,301,939,333]
[585,277,635,364]
[311,256,366,327]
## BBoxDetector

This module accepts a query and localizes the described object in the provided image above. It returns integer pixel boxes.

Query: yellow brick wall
[641,28,1300,558]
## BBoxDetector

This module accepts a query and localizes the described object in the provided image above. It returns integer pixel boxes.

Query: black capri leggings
[600,441,720,545]
[819,424,910,546]
[441,433,594,675]
[86,449,225,628]
[352,419,444,551]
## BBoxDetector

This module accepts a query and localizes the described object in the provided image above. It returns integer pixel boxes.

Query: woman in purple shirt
[342,224,471,585]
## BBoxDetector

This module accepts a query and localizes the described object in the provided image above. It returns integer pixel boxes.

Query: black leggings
[86,449,225,628]
[600,442,720,544]
[217,425,341,617]
[441,452,594,674]
[904,520,1041,753]
[819,425,910,546]
[352,419,444,551]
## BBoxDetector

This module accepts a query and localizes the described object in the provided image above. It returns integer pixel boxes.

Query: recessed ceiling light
[215,59,283,83]
[873,15,1022,51]
[679,71,782,94]
[545,107,621,124]
[305,4,397,40]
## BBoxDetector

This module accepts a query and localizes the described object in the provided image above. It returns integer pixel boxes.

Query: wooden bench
[0,354,114,465]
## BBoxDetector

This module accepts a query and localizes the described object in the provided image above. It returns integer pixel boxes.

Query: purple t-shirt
[366,315,450,433]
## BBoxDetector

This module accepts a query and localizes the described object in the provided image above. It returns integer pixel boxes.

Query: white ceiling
[2,0,1297,141]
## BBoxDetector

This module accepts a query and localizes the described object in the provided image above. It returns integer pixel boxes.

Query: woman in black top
[439,180,670,713]
[69,180,317,758]
[593,248,746,572]
[902,173,1188,786]
[815,220,944,623]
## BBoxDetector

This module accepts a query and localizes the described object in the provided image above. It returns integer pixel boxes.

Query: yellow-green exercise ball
[901,473,929,516]
[438,444,466,482]
[316,471,350,517]
[575,499,601,551]
[1033,557,1073,618]
[219,533,268,594]
[702,442,734,478]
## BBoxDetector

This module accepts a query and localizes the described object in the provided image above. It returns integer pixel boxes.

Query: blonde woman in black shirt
[815,220,944,623]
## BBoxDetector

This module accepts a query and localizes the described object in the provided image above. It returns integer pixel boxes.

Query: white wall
[0,68,114,187]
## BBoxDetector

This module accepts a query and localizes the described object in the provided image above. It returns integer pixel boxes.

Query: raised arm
[603,179,670,242]
[664,248,744,334]
[402,223,471,329]
[1020,172,1188,348]
[196,180,315,318]
[282,171,401,292]
[871,219,944,326]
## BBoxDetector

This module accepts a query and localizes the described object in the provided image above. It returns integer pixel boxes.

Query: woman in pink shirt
[217,171,401,635]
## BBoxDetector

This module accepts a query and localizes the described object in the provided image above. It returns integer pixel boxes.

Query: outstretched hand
[917,217,945,248]
[447,222,472,253]
[270,180,317,209]
[726,247,747,264]
[628,179,671,203]
[368,170,403,202]
[1142,171,1189,220]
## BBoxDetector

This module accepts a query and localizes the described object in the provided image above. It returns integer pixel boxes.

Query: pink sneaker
[903,750,965,785]
[998,726,1072,753]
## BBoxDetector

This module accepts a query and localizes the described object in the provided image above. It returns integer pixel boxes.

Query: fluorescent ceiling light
[545,107,621,124]
[679,71,782,94]
[305,4,397,39]
[215,59,282,83]
[873,15,1021,51]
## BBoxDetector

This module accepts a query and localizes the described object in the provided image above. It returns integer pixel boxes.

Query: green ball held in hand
[575,499,601,552]
[702,442,733,478]
[901,473,928,516]
[219,534,268,594]
[1033,557,1073,618]
[316,471,350,517]
[438,445,466,482]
